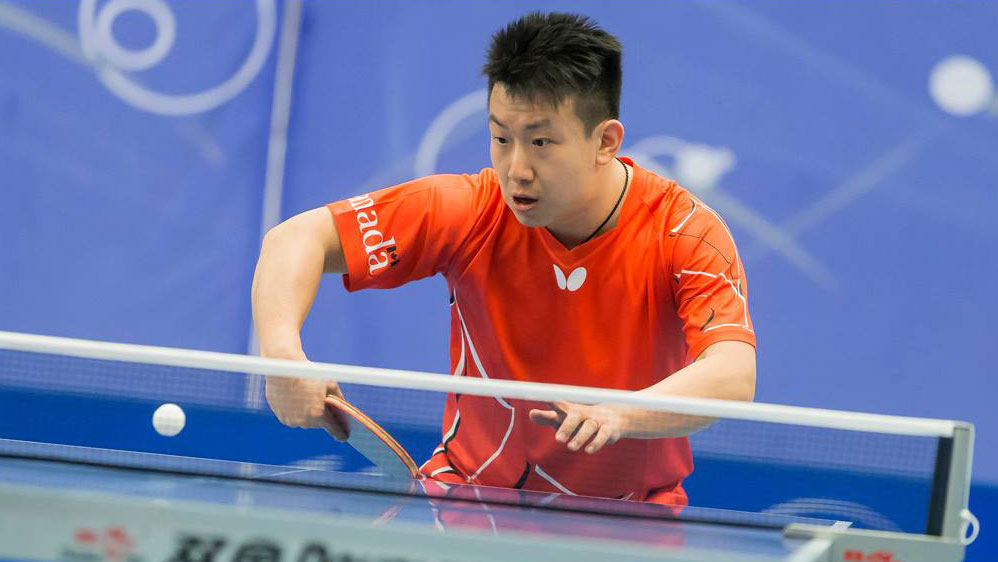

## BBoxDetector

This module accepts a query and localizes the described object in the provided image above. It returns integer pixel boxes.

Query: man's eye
[493,136,508,144]
[532,138,550,147]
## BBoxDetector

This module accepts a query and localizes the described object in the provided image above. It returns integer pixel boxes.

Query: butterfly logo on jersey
[553,265,587,292]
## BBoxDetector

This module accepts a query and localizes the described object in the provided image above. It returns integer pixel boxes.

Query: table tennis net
[0,332,964,536]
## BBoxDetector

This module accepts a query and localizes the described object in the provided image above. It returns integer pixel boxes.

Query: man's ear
[595,119,624,166]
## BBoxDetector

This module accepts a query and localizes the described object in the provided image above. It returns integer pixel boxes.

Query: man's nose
[508,145,533,184]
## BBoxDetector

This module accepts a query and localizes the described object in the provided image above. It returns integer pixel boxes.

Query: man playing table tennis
[253,12,756,506]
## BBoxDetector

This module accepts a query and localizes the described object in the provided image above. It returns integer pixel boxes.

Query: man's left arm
[624,339,756,438]
[529,340,755,453]
[642,340,755,404]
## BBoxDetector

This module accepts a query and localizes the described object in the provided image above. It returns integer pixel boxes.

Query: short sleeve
[668,198,756,361]
[327,173,484,291]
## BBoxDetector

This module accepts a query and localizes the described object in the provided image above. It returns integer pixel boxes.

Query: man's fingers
[322,418,349,441]
[325,381,344,400]
[266,376,343,432]
[584,424,619,454]
[567,418,600,451]
[551,401,573,414]
[528,408,562,427]
[555,411,585,443]
[322,401,351,441]
[320,420,347,441]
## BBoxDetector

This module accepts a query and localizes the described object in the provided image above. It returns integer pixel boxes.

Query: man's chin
[508,208,547,228]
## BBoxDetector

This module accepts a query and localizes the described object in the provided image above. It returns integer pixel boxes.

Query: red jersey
[328,158,755,505]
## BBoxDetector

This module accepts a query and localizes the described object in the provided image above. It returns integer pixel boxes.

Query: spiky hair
[483,12,622,135]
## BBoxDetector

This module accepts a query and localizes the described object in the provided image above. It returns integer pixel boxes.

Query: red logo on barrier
[843,551,901,562]
[68,526,137,562]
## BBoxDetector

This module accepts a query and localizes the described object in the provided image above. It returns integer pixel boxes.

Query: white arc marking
[414,88,488,177]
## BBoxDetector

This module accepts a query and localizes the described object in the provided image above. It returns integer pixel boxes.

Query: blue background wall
[1,1,994,558]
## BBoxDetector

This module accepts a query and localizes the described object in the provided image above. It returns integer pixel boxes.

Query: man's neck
[547,159,630,249]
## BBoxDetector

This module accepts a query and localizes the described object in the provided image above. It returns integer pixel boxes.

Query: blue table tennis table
[0,439,855,562]
[0,327,978,562]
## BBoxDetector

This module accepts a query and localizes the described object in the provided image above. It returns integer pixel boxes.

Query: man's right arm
[251,207,349,439]
[253,207,346,357]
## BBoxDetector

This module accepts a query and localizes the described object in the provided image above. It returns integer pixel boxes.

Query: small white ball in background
[152,403,186,437]
[929,55,994,117]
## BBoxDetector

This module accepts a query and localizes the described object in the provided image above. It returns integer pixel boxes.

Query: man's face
[488,84,603,231]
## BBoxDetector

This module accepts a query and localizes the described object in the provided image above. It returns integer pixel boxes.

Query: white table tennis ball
[152,403,186,437]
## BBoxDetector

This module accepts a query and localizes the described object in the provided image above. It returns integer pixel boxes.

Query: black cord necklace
[581,158,629,244]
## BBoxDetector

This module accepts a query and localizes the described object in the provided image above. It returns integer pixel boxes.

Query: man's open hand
[528,401,627,454]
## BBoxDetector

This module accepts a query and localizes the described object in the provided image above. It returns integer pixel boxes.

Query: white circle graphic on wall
[929,55,994,117]
[77,0,277,116]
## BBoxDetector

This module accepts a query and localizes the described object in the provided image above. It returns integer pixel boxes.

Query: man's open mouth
[511,195,539,212]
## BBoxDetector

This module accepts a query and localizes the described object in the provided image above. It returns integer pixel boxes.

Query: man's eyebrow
[488,115,552,131]
[524,119,552,131]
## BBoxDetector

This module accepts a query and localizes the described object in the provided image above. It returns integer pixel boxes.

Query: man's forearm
[641,341,756,402]
[251,221,327,359]
[623,341,757,438]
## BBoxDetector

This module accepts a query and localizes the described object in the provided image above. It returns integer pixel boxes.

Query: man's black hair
[483,12,622,136]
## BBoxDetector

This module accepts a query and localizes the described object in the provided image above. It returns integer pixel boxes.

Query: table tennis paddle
[324,395,420,480]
